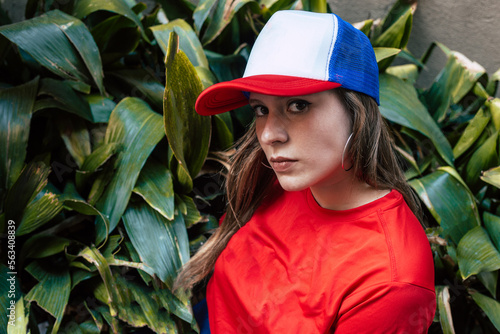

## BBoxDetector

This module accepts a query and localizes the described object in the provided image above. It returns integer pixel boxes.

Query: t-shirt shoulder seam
[343,281,436,304]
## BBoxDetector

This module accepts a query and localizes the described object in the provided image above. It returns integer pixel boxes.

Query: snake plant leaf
[0,11,100,89]
[436,286,456,334]
[486,98,500,130]
[465,131,498,187]
[453,108,491,159]
[73,0,149,42]
[193,0,218,34]
[457,226,500,279]
[35,78,93,122]
[4,161,50,224]
[132,160,175,220]
[409,168,480,244]
[122,202,189,288]
[201,0,257,45]
[469,289,500,332]
[25,261,71,334]
[0,77,38,198]
[374,47,401,63]
[86,95,116,124]
[164,32,211,193]
[151,19,209,68]
[481,166,500,189]
[380,73,454,166]
[16,191,64,236]
[484,212,500,251]
[107,69,164,111]
[422,43,485,123]
[95,98,164,243]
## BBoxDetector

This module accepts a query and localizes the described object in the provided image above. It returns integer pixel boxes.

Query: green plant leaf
[486,98,500,131]
[6,296,29,334]
[453,108,491,159]
[469,289,500,332]
[21,235,72,260]
[75,142,118,192]
[178,194,202,228]
[465,131,498,187]
[132,160,175,220]
[64,198,111,246]
[422,43,485,122]
[107,69,164,111]
[150,19,209,68]
[374,47,401,63]
[122,202,189,287]
[4,161,50,224]
[436,286,456,334]
[73,0,148,42]
[86,95,116,123]
[386,64,419,84]
[1,265,22,333]
[484,212,500,251]
[35,78,93,122]
[56,116,91,168]
[409,168,480,244]
[206,50,247,83]
[16,191,64,236]
[201,0,256,45]
[212,114,235,150]
[379,73,454,166]
[0,11,99,89]
[193,0,218,34]
[477,271,498,298]
[457,226,500,279]
[0,77,38,199]
[25,261,71,334]
[95,98,164,243]
[164,32,211,193]
[481,166,500,189]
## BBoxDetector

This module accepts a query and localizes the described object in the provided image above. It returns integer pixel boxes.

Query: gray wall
[329,0,500,90]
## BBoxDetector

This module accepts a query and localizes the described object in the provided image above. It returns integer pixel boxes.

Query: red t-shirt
[207,187,436,333]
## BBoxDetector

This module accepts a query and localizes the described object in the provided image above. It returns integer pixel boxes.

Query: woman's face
[250,90,353,193]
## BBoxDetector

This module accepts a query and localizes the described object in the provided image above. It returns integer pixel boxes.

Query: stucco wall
[328,0,500,90]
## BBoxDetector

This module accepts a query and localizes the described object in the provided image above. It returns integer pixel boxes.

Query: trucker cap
[195,10,379,116]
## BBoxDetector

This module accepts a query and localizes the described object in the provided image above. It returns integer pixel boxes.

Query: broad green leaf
[206,50,247,83]
[422,43,485,122]
[457,226,500,279]
[486,98,500,130]
[122,202,189,287]
[151,19,209,68]
[43,10,105,94]
[0,77,38,198]
[35,78,93,122]
[16,191,64,236]
[374,0,415,39]
[196,66,218,89]
[409,169,480,244]
[95,98,164,243]
[107,69,164,111]
[75,142,118,192]
[213,114,234,150]
[56,116,91,168]
[453,108,491,159]
[164,32,211,193]
[352,19,373,36]
[481,166,500,189]
[386,64,419,84]
[73,0,149,42]
[201,0,256,45]
[465,131,498,186]
[64,198,111,246]
[21,235,72,259]
[178,194,202,228]
[6,296,29,334]
[0,12,96,88]
[436,286,455,334]
[4,161,50,224]
[380,73,454,166]
[132,160,175,220]
[374,47,401,63]
[25,261,71,334]
[484,212,500,251]
[477,271,498,298]
[469,289,500,332]
[86,95,116,123]
[193,0,218,33]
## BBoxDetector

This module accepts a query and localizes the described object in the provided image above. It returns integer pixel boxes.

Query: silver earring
[342,133,353,172]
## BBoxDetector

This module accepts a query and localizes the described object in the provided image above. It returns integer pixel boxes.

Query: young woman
[175,10,435,333]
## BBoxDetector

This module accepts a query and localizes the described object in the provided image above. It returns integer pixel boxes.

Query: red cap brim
[195,75,342,116]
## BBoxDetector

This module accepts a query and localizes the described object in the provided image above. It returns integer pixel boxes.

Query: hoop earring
[261,161,273,169]
[342,133,353,172]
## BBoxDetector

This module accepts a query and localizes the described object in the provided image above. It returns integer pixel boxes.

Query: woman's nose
[259,113,288,146]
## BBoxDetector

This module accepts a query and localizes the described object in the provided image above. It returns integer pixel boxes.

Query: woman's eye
[252,105,268,117]
[288,100,310,113]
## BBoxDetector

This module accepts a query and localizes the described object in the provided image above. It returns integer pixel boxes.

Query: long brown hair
[174,88,422,290]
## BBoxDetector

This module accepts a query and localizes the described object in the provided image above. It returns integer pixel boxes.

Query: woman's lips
[270,157,297,172]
